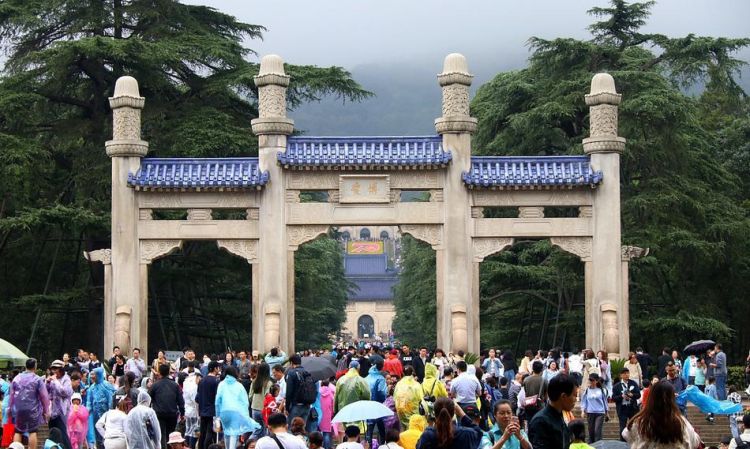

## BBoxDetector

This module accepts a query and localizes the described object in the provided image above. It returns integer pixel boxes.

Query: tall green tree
[394,0,749,358]
[0,0,369,361]
[392,235,437,347]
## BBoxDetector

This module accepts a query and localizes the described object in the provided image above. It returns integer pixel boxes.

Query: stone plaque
[339,175,390,204]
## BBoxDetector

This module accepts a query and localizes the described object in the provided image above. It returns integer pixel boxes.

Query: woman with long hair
[249,363,272,435]
[415,397,482,449]
[581,373,609,443]
[622,381,701,448]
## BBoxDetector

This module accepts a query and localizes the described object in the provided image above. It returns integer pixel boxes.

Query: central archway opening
[479,239,585,358]
[357,315,375,338]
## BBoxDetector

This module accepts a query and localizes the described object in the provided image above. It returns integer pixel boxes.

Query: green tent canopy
[0,338,29,368]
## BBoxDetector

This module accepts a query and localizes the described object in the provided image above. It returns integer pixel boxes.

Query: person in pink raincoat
[318,380,336,449]
[67,393,89,449]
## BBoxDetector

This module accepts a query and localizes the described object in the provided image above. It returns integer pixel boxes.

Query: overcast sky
[185,0,750,69]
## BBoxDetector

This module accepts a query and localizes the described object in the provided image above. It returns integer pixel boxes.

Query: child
[705,376,717,422]
[568,419,594,449]
[336,426,364,449]
[727,385,742,438]
[67,393,89,449]
[308,432,324,449]
[262,384,280,426]
[639,378,652,408]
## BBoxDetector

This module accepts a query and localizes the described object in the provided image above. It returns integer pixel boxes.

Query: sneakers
[706,414,715,423]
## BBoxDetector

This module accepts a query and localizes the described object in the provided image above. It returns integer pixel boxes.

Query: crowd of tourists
[0,343,748,449]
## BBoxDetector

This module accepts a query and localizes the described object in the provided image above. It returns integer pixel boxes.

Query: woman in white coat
[95,400,128,449]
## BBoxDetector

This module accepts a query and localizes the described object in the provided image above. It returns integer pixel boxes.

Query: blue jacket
[366,366,387,403]
[196,374,220,417]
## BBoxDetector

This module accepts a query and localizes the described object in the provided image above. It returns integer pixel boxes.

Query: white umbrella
[332,400,394,423]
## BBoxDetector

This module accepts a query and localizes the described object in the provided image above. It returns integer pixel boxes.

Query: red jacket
[384,355,403,378]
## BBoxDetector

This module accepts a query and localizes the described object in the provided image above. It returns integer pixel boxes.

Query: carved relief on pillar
[550,236,593,262]
[217,240,258,263]
[259,85,288,118]
[112,107,142,141]
[472,238,514,263]
[187,209,212,220]
[399,225,443,249]
[450,304,468,353]
[114,305,132,355]
[601,303,619,355]
[621,245,649,261]
[84,249,112,265]
[287,225,329,250]
[140,240,182,264]
[441,84,470,117]
[264,303,282,351]
[589,104,618,137]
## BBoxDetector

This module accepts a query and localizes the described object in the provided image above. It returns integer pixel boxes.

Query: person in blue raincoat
[85,367,114,449]
[215,366,259,449]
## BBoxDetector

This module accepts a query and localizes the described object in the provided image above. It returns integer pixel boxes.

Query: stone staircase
[573,403,736,446]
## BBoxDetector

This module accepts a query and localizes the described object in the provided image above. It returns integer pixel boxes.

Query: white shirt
[568,354,583,373]
[277,377,287,400]
[336,442,365,449]
[449,372,481,404]
[96,409,128,440]
[256,432,307,449]
[729,429,750,449]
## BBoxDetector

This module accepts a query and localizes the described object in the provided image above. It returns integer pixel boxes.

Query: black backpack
[735,438,750,449]
[295,369,317,405]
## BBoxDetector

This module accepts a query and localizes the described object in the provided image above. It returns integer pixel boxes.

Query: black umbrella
[301,356,337,382]
[683,339,716,355]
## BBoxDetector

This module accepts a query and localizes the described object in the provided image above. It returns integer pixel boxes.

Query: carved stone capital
[251,117,294,136]
[254,73,291,88]
[437,72,473,87]
[109,95,145,109]
[287,225,329,249]
[550,236,593,262]
[105,140,149,157]
[217,240,258,263]
[140,240,182,264]
[582,136,626,154]
[473,238,514,262]
[187,209,212,220]
[585,92,622,106]
[84,249,112,265]
[400,225,443,249]
[435,116,478,135]
[621,245,649,261]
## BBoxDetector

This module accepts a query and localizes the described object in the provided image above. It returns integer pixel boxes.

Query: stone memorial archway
[90,53,644,358]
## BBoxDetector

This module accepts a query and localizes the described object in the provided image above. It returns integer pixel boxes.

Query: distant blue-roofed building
[341,242,399,340]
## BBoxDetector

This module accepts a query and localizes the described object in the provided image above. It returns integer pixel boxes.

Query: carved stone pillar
[252,55,294,352]
[84,249,112,354]
[106,76,148,356]
[583,73,626,354]
[434,53,479,353]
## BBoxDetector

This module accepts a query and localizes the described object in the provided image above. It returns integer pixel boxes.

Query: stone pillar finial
[106,76,148,158]
[583,73,626,154]
[435,53,477,135]
[251,54,294,136]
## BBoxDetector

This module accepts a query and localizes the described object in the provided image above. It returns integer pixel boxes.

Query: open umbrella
[683,340,715,355]
[592,441,628,449]
[332,400,394,423]
[0,338,29,368]
[301,356,337,382]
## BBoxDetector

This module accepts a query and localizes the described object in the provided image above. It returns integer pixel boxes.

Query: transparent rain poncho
[394,375,423,429]
[124,391,161,449]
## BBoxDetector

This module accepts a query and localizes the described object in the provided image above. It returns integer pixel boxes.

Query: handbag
[524,379,544,409]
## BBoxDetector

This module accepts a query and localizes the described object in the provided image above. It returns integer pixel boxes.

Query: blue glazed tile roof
[349,278,398,301]
[127,158,269,190]
[345,254,388,275]
[279,136,451,169]
[463,156,603,189]
[344,253,398,301]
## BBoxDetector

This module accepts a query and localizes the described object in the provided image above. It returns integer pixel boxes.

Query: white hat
[72,393,82,403]
[167,432,185,445]
[9,442,25,449]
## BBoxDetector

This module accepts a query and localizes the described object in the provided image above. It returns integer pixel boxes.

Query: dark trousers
[617,407,637,442]
[199,416,216,449]
[586,413,605,443]
[49,415,73,449]
[365,418,386,443]
[157,413,178,449]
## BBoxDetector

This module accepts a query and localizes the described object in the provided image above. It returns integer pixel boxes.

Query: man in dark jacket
[412,347,428,382]
[657,347,672,379]
[635,347,652,379]
[196,361,220,449]
[528,374,577,449]
[150,364,185,449]
[400,345,415,370]
[613,367,641,441]
[284,355,313,429]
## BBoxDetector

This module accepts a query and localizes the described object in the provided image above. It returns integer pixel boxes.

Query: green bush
[464,352,480,366]
[610,358,627,378]
[728,366,747,389]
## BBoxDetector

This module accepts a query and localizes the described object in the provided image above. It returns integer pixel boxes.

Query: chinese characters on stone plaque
[339,175,390,203]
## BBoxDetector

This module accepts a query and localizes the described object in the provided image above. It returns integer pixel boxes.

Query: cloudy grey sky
[185,0,750,135]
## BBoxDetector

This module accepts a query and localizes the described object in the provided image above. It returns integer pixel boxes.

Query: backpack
[734,438,750,449]
[294,370,317,405]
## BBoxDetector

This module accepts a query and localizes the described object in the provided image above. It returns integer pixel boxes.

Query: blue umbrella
[332,400,394,423]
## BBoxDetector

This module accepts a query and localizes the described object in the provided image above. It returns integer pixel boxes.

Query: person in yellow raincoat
[398,414,426,449]
[419,363,448,421]
[394,366,423,429]
[334,361,371,414]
